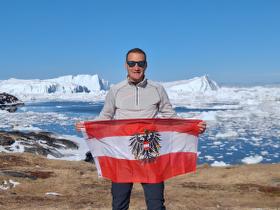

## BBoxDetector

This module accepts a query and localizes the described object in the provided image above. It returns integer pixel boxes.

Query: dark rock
[27,171,54,179]
[0,92,24,112]
[0,134,15,146]
[84,151,94,164]
[0,170,54,180]
[0,170,37,180]
[0,130,79,158]
[12,131,79,150]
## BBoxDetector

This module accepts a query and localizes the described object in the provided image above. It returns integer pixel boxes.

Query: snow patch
[45,192,62,196]
[0,180,20,190]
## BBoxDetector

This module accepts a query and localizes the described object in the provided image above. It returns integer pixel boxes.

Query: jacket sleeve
[158,85,179,118]
[96,88,116,120]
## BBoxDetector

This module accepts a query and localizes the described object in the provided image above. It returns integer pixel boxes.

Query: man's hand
[198,121,206,134]
[75,122,84,132]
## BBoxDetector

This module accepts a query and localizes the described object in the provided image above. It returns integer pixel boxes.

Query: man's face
[126,52,147,83]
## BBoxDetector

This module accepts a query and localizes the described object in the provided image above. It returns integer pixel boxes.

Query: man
[77,48,206,210]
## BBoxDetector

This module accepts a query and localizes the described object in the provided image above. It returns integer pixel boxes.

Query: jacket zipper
[136,86,139,107]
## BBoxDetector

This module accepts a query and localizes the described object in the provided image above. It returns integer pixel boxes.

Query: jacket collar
[127,76,147,87]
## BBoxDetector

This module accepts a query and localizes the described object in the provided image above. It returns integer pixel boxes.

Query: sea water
[6,101,277,165]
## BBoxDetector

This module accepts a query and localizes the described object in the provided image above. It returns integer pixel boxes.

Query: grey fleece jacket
[98,78,177,120]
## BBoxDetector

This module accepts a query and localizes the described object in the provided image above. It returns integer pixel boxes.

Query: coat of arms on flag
[129,129,161,162]
[82,118,202,183]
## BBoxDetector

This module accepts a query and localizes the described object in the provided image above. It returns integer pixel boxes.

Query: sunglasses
[127,60,146,68]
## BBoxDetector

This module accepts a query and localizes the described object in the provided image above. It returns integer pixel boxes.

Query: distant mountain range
[0,74,219,97]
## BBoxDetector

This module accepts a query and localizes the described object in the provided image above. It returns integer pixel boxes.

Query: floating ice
[12,125,42,131]
[212,141,223,145]
[1,75,280,165]
[241,155,263,164]
[215,131,239,139]
[261,151,269,156]
[211,161,230,167]
[205,155,215,161]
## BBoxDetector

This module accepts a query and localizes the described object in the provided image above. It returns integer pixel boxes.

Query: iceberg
[0,74,110,95]
[162,75,219,92]
[0,74,219,102]
[48,74,110,92]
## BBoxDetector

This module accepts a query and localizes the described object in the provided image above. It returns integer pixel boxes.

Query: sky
[0,0,279,85]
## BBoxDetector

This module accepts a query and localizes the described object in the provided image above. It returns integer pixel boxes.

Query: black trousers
[111,182,166,210]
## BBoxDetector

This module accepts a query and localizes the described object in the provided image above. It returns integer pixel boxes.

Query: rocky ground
[0,152,279,210]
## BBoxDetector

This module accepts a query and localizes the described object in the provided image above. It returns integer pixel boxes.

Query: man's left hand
[198,121,206,134]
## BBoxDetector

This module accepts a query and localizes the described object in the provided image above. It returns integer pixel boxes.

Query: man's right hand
[198,121,206,134]
[75,122,84,132]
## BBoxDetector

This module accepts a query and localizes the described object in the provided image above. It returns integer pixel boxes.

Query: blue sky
[0,0,279,85]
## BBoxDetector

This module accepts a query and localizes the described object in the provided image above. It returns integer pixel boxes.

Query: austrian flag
[82,118,201,183]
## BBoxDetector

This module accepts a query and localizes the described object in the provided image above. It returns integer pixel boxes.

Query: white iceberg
[0,74,109,96]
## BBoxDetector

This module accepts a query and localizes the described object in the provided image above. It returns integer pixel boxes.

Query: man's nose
[134,64,141,69]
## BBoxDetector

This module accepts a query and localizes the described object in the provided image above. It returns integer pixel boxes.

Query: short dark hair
[126,48,147,62]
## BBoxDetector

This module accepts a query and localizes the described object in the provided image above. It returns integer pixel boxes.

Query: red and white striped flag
[82,118,201,183]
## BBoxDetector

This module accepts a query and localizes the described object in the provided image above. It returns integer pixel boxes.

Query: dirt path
[0,153,279,209]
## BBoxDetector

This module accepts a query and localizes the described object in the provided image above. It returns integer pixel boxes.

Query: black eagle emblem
[129,129,161,162]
